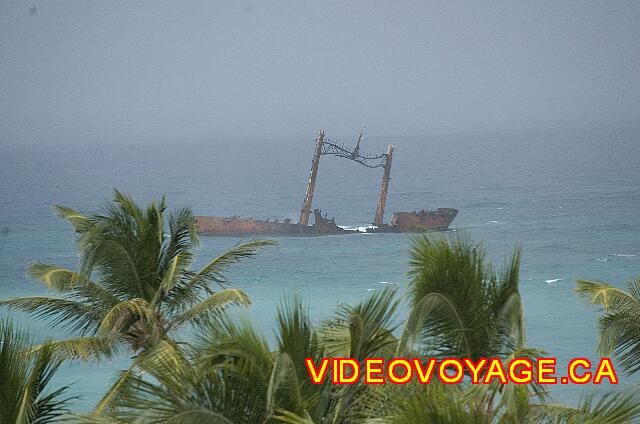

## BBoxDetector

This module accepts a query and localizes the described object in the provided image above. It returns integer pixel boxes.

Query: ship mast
[299,129,324,225]
[374,144,394,226]
[300,127,391,227]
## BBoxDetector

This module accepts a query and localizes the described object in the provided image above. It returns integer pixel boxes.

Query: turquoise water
[1,127,639,410]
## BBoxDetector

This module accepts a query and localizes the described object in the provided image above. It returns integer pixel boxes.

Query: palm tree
[1,190,274,357]
[575,278,640,375]
[396,234,548,421]
[66,286,569,424]
[66,288,400,424]
[399,235,526,360]
[0,319,73,423]
[530,389,640,424]
[63,236,640,424]
[379,384,640,424]
[377,383,493,424]
[0,190,275,412]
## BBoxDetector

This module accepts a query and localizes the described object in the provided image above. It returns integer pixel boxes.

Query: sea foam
[338,225,378,232]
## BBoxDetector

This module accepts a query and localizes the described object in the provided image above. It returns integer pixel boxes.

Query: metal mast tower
[298,127,393,227]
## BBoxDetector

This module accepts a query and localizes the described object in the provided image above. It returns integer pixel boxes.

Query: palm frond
[195,314,273,384]
[89,239,146,300]
[531,389,640,423]
[406,234,524,360]
[92,364,137,416]
[575,280,637,310]
[274,294,323,411]
[63,414,127,424]
[0,296,104,335]
[165,410,237,424]
[397,291,468,357]
[575,279,640,374]
[134,340,193,397]
[181,238,276,291]
[159,206,198,267]
[274,410,316,424]
[171,289,251,328]
[151,253,183,306]
[97,298,156,337]
[29,336,119,362]
[372,383,480,424]
[53,205,92,233]
[496,248,525,346]
[497,291,525,348]
[267,353,304,418]
[320,286,399,360]
[27,263,121,309]
[116,324,271,423]
[0,320,73,423]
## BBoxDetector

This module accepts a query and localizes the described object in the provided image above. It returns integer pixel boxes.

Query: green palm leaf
[92,364,137,416]
[531,389,640,423]
[165,410,238,424]
[406,234,524,360]
[171,289,251,328]
[266,353,304,418]
[274,410,316,424]
[26,264,120,306]
[0,319,73,423]
[176,238,276,293]
[63,416,126,424]
[29,336,119,361]
[97,298,157,337]
[575,278,640,374]
[320,286,399,360]
[397,291,469,357]
[0,296,103,334]
[1,191,275,359]
[53,205,92,233]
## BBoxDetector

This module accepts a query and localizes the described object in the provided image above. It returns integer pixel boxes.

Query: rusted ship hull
[195,216,314,236]
[196,208,458,236]
[389,208,458,231]
[195,210,350,236]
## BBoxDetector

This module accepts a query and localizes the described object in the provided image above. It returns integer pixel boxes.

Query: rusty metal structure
[374,143,394,226]
[195,128,458,236]
[298,126,393,227]
[299,130,324,226]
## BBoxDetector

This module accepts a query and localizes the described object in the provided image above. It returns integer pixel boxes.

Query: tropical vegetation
[0,192,638,423]
[576,278,640,375]
[0,191,274,414]
[0,319,73,423]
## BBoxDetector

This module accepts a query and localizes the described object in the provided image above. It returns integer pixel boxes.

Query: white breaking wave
[367,288,375,292]
[596,258,608,262]
[614,253,636,257]
[488,220,500,224]
[339,225,378,232]
[379,281,389,284]
[545,278,562,284]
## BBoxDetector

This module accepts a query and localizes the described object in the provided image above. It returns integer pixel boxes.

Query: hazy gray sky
[2,1,638,144]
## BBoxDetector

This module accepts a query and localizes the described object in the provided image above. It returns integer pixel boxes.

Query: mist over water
[1,0,639,413]
[1,127,639,409]
[2,1,639,143]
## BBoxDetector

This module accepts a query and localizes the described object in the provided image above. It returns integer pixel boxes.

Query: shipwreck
[195,128,458,236]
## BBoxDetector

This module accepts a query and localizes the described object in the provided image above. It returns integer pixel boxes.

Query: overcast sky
[2,1,638,144]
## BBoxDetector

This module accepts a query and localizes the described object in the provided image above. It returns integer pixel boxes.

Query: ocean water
[1,127,639,411]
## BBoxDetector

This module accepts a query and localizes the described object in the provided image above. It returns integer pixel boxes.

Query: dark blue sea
[1,127,639,410]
